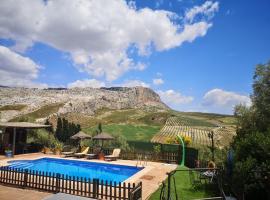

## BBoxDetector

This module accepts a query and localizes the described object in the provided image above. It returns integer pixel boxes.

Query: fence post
[93,178,99,198]
[56,173,60,193]
[177,144,181,164]
[167,172,171,200]
[23,169,28,188]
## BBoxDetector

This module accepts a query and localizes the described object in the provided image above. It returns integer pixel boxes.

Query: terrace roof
[0,122,50,129]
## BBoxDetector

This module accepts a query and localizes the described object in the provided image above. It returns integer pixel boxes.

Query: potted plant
[43,146,51,154]
[153,144,161,161]
[54,141,63,155]
[5,144,13,157]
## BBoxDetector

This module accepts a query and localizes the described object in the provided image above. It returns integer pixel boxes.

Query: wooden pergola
[0,122,51,156]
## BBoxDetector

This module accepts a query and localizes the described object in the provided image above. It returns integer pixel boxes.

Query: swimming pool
[8,158,143,182]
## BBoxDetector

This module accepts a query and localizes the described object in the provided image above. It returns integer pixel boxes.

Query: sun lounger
[74,147,89,158]
[104,148,121,161]
[86,147,101,159]
[62,151,75,157]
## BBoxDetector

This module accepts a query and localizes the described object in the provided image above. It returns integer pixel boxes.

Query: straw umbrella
[70,131,92,151]
[92,132,114,147]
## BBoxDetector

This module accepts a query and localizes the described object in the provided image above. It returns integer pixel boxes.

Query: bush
[165,135,192,146]
[230,62,270,199]
[28,129,57,149]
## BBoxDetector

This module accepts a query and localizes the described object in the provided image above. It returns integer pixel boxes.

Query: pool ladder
[136,154,148,167]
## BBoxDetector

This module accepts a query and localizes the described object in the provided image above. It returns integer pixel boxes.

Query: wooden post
[93,178,99,198]
[12,127,16,157]
[56,173,60,193]
[23,169,28,188]
[167,172,171,200]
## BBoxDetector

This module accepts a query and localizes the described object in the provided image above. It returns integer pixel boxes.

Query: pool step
[9,162,34,169]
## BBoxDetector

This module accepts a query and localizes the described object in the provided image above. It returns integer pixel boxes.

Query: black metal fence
[120,151,179,163]
[90,144,198,167]
[0,166,142,200]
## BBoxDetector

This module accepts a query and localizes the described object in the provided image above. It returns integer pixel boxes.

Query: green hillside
[10,103,64,122]
[9,104,235,143]
[0,104,27,111]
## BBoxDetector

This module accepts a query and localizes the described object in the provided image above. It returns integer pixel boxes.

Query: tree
[231,62,270,199]
[55,118,63,141]
[55,117,81,144]
[98,123,102,133]
[62,118,69,142]
[252,62,270,132]
[44,118,53,133]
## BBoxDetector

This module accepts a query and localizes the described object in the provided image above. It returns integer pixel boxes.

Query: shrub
[183,135,192,146]
[153,144,161,154]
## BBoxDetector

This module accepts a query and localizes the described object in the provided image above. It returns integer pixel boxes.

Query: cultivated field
[2,102,236,146]
[151,117,236,148]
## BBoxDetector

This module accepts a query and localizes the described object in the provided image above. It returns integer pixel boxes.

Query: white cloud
[185,1,219,22]
[153,78,164,85]
[0,0,218,81]
[0,45,46,88]
[156,72,162,77]
[203,88,251,108]
[158,90,194,105]
[155,0,164,8]
[67,79,105,88]
[120,80,150,88]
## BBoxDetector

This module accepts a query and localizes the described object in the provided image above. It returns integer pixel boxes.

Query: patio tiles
[0,153,178,199]
[0,185,50,200]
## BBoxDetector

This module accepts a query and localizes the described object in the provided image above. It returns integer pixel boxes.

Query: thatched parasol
[71,131,92,140]
[93,132,114,147]
[71,131,91,151]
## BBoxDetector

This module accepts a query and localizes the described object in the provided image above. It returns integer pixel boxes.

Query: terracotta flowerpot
[54,150,61,155]
[98,152,105,160]
[44,147,50,154]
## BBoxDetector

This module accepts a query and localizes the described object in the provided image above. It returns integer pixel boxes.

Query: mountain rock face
[0,87,169,121]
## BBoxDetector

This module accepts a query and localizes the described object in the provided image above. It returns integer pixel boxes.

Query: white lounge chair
[104,149,121,161]
[74,147,89,158]
[62,151,75,157]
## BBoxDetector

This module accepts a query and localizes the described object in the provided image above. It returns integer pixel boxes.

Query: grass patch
[101,109,141,124]
[83,124,160,141]
[138,112,173,126]
[0,104,27,111]
[177,116,216,127]
[11,103,64,122]
[149,166,217,200]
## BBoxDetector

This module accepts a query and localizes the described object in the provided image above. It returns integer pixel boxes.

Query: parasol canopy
[71,131,92,140]
[93,132,114,140]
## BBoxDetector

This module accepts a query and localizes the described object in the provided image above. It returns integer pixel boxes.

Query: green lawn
[0,104,27,111]
[83,124,160,141]
[149,166,217,200]
[11,103,64,122]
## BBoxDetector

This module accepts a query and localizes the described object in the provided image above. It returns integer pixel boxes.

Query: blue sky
[0,0,269,114]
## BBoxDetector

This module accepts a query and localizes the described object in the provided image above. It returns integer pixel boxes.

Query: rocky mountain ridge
[0,87,169,122]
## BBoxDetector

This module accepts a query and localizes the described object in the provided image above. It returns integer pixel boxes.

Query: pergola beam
[12,127,16,157]
[0,122,51,157]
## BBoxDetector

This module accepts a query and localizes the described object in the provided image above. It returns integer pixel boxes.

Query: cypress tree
[55,117,63,141]
[62,118,69,142]
[98,123,102,133]
[45,119,53,133]
[76,124,81,132]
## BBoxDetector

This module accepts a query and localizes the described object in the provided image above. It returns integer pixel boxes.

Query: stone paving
[0,185,50,200]
[0,153,177,199]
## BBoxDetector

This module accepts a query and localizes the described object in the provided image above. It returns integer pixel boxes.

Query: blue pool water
[7,158,143,182]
